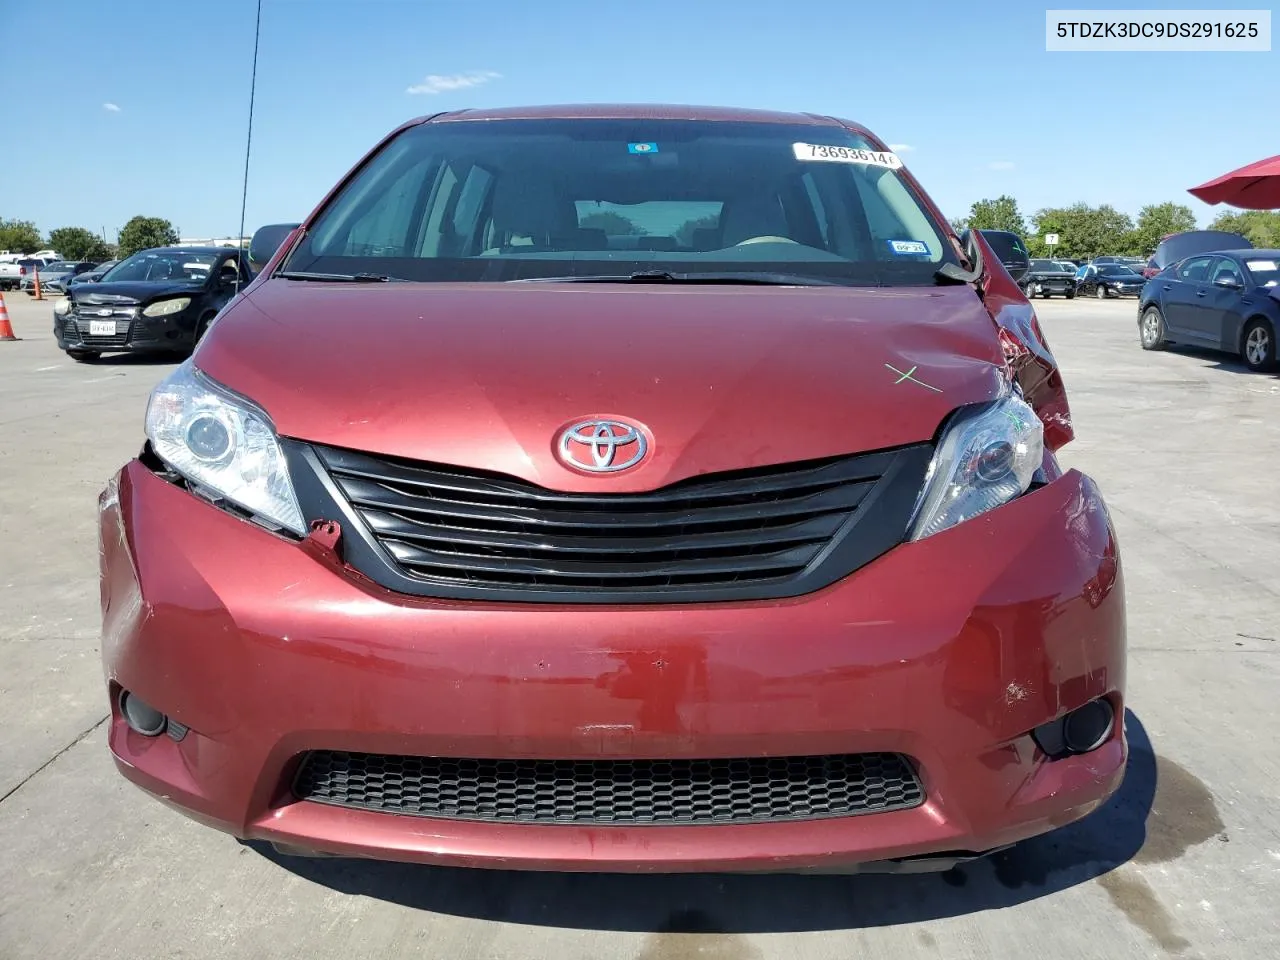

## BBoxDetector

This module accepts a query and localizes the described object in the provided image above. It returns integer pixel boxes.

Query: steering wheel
[734,236,800,246]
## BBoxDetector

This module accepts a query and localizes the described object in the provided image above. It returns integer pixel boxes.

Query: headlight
[909,395,1044,540]
[145,362,305,535]
[143,297,191,318]
[54,298,72,316]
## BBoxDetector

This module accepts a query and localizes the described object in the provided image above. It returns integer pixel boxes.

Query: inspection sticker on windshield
[888,240,930,256]
[627,142,659,154]
[793,143,902,168]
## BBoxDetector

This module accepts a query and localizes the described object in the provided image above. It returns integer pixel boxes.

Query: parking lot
[1,289,1277,960]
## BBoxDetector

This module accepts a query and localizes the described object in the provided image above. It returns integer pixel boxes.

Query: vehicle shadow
[1164,343,1278,378]
[83,352,184,367]
[254,710,1171,933]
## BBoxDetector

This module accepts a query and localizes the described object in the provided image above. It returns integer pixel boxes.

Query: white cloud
[888,143,914,153]
[406,70,501,95]
[102,102,121,113]
[988,160,1015,171]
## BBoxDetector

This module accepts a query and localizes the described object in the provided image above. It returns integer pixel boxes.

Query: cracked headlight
[909,395,1044,540]
[145,361,305,535]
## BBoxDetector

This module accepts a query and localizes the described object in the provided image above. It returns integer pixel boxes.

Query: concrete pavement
[0,289,1277,960]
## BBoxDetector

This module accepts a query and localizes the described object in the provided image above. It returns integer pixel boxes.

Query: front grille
[310,442,929,601]
[65,318,130,348]
[294,750,924,825]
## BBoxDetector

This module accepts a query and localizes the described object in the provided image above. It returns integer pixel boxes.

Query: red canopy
[1188,154,1280,210]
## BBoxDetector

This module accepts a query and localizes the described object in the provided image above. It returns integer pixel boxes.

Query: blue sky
[2,0,1274,240]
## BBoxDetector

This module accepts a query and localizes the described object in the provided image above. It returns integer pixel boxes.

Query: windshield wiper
[277,271,407,282]
[510,270,842,287]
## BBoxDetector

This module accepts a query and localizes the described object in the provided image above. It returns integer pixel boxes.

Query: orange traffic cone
[32,269,43,301]
[0,292,17,341]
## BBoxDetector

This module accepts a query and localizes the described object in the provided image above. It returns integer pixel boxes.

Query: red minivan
[100,105,1126,873]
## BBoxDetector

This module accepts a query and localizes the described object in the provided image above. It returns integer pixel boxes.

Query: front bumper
[56,310,194,353]
[101,461,1126,872]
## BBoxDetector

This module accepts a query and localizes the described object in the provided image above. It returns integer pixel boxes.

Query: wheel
[67,349,100,363]
[1065,289,1076,299]
[1241,319,1276,372]
[1140,306,1166,351]
[193,312,216,347]
[1022,284,1036,299]
[1095,284,1108,299]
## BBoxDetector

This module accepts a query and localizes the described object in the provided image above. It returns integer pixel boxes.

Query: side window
[1209,258,1241,285]
[1177,257,1213,282]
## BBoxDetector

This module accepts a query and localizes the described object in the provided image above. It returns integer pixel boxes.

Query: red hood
[197,281,1009,492]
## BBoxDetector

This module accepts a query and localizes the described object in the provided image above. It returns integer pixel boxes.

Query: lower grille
[293,750,924,825]
[66,319,131,348]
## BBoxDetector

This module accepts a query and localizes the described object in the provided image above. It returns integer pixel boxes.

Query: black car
[1021,258,1077,299]
[1138,249,1279,372]
[974,229,1030,282]
[53,246,251,362]
[1075,263,1146,299]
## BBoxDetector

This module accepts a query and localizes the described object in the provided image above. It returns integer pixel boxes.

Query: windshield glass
[1099,265,1140,276]
[1244,258,1280,286]
[103,251,216,282]
[1030,259,1060,270]
[283,118,957,286]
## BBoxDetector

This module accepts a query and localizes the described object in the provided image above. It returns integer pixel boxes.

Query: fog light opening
[119,690,167,737]
[1033,697,1115,759]
[1062,698,1115,754]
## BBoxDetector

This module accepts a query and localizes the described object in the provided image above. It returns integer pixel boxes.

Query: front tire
[1065,289,1076,299]
[1095,284,1108,299]
[1140,306,1167,351]
[67,349,100,363]
[1241,319,1276,372]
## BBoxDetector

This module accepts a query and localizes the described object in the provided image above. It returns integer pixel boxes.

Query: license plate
[89,321,117,336]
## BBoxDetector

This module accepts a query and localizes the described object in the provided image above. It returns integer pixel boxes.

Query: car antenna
[235,0,263,295]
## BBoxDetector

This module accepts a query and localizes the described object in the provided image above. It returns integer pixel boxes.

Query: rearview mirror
[1214,275,1243,290]
[248,223,301,271]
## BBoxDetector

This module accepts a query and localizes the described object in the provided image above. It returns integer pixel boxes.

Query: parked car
[1021,258,1077,298]
[1075,262,1146,298]
[0,255,55,291]
[67,260,119,287]
[100,104,1125,875]
[975,229,1030,281]
[1143,230,1252,279]
[53,246,250,361]
[1138,249,1279,371]
[29,260,100,294]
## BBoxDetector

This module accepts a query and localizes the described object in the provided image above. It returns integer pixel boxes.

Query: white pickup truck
[0,254,60,291]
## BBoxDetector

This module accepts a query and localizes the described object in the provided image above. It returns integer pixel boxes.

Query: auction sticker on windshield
[793,143,903,168]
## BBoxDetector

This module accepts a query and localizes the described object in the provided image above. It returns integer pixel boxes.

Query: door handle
[1196,290,1207,298]
[1162,284,1173,290]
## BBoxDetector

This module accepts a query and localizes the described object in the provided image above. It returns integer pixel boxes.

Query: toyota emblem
[557,420,648,473]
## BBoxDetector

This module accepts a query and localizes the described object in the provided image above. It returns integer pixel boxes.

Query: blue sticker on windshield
[888,239,930,256]
[627,142,659,154]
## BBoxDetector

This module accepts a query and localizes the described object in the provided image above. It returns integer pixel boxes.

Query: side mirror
[1214,275,1243,290]
[248,223,301,272]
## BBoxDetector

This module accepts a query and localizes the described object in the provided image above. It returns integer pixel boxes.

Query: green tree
[48,226,114,261]
[1209,210,1280,248]
[117,216,179,257]
[964,196,1026,236]
[0,218,43,254]
[578,211,639,236]
[1027,204,1134,259]
[1129,202,1198,257]
[675,214,719,247]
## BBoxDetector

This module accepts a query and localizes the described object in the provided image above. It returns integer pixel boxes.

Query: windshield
[283,118,957,286]
[1244,258,1280,286]
[1030,259,1060,270]
[102,251,216,282]
[1099,264,1140,276]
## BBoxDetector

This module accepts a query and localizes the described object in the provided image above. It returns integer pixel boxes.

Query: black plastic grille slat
[294,751,924,825]
[315,445,902,594]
